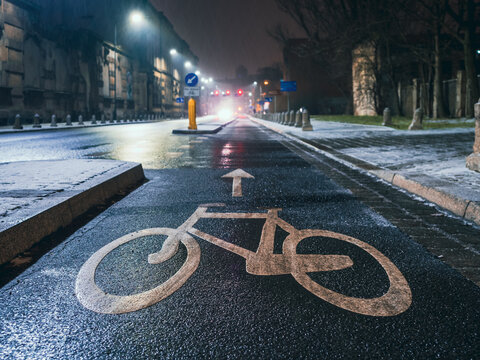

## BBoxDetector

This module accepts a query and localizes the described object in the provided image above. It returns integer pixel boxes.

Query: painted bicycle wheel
[283,229,412,317]
[75,228,200,314]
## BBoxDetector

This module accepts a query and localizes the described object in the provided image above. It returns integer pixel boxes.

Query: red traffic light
[214,90,220,96]
[237,89,243,96]
[226,90,231,96]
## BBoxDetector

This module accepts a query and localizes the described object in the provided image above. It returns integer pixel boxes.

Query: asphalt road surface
[1,118,479,359]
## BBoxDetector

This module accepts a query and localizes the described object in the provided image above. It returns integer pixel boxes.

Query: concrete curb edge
[249,116,480,227]
[0,162,145,265]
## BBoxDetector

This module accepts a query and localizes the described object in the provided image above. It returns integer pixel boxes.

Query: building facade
[0,0,197,125]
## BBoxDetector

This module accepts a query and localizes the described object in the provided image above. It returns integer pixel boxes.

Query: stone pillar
[66,114,72,126]
[288,110,295,126]
[455,70,465,118]
[302,109,313,131]
[382,107,392,126]
[295,110,302,127]
[466,101,480,172]
[33,114,41,128]
[50,114,57,127]
[408,108,423,130]
[91,115,97,124]
[282,112,287,125]
[412,79,419,117]
[78,115,84,125]
[13,114,23,129]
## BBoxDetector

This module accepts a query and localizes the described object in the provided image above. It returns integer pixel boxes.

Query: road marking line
[222,169,254,197]
[179,145,192,149]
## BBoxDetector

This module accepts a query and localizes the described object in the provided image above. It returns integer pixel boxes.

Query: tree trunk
[433,31,447,119]
[464,22,479,118]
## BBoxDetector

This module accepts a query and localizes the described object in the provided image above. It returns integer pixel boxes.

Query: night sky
[151,0,303,80]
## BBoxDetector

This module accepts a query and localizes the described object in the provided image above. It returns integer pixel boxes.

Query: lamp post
[113,11,146,121]
[113,24,118,121]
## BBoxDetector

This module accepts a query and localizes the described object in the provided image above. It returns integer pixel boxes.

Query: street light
[185,61,192,69]
[130,11,145,26]
[113,10,146,121]
[195,70,201,76]
[170,48,177,56]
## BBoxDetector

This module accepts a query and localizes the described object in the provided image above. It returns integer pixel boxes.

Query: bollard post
[466,101,480,172]
[91,114,97,124]
[188,98,197,130]
[110,113,115,123]
[101,113,106,124]
[289,110,295,126]
[382,107,392,126]
[302,109,313,131]
[33,113,41,128]
[78,114,84,125]
[50,114,57,127]
[295,110,302,127]
[13,114,23,129]
[408,108,423,130]
[66,114,72,126]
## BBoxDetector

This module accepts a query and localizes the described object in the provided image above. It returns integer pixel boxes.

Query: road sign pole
[274,97,277,113]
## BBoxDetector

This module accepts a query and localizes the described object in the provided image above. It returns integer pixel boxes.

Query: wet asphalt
[0,118,479,359]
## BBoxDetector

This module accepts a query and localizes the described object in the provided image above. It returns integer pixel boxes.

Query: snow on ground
[257,118,480,198]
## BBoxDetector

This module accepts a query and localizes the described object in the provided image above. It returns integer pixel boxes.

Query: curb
[172,119,236,135]
[0,162,145,265]
[0,119,164,136]
[250,116,480,227]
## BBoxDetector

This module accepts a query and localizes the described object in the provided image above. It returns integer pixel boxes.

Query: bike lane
[1,119,479,358]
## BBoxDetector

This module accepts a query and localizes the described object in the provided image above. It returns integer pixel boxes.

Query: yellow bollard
[188,98,197,130]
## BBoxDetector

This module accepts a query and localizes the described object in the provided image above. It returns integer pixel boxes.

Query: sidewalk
[0,115,223,135]
[0,159,145,265]
[251,116,480,227]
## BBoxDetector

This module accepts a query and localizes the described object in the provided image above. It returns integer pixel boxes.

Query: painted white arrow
[222,169,254,197]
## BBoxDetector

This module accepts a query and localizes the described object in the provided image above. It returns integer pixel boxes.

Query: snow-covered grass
[312,114,475,130]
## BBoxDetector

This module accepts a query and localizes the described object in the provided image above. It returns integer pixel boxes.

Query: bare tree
[444,0,480,118]
[272,0,412,115]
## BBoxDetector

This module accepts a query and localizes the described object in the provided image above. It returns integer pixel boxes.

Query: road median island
[249,115,480,227]
[0,159,145,265]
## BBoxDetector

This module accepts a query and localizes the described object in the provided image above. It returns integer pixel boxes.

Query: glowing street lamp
[195,70,201,76]
[113,10,146,121]
[170,48,177,56]
[129,11,145,26]
[185,61,192,69]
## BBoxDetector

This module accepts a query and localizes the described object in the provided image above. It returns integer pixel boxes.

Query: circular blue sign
[185,73,199,87]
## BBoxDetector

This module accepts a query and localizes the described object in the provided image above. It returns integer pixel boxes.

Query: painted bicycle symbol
[76,204,412,316]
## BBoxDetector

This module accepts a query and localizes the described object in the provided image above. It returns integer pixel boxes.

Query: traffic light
[214,90,220,96]
[237,89,243,96]
[226,90,231,96]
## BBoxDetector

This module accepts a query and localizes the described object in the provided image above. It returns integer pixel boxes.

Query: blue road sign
[280,80,297,92]
[185,73,199,87]
[258,100,265,105]
[265,97,273,102]
[176,97,185,103]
